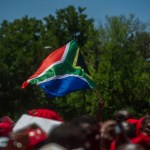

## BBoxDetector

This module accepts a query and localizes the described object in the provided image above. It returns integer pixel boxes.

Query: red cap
[28,109,63,122]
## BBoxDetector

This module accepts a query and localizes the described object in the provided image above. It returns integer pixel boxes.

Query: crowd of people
[0,101,149,150]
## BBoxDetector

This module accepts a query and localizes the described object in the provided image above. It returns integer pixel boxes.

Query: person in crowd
[0,116,14,137]
[121,121,136,139]
[131,115,150,150]
[0,116,15,149]
[69,115,100,150]
[114,110,134,123]
[100,120,117,150]
[100,119,138,150]
[42,124,85,150]
[4,123,47,150]
[0,106,149,150]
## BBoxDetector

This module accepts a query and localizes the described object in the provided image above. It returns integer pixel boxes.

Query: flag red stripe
[26,45,66,81]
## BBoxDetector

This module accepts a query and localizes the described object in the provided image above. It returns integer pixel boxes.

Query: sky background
[0,0,150,26]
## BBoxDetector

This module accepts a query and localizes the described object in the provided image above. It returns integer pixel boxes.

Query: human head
[115,110,134,123]
[69,115,100,150]
[100,120,117,142]
[46,124,85,150]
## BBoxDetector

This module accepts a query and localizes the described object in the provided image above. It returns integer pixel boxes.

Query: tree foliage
[0,6,149,120]
[96,15,150,118]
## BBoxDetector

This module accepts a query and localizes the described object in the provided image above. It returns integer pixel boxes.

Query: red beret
[28,109,63,122]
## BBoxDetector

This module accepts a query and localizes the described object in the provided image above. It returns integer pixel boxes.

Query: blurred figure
[100,120,117,150]
[69,115,100,150]
[0,116,14,137]
[4,124,47,150]
[115,110,134,123]
[116,143,145,150]
[121,121,136,139]
[100,120,131,150]
[39,143,67,150]
[44,124,85,150]
[0,116,15,149]
[141,115,150,136]
[131,115,150,150]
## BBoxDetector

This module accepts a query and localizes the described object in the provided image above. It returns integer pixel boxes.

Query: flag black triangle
[76,52,90,76]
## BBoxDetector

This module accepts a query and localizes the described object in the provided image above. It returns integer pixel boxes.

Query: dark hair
[69,115,100,150]
[69,115,97,126]
[46,124,85,150]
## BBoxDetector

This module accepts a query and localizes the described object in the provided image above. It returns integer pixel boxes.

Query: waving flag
[22,40,95,97]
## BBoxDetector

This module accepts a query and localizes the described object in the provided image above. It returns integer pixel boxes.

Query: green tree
[1,7,149,121]
[96,15,150,119]
[0,17,47,118]
[43,5,98,120]
[0,6,98,120]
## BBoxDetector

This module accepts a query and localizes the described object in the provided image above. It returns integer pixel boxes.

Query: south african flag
[22,40,95,97]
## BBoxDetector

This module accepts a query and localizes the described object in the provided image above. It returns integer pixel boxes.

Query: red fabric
[22,45,66,88]
[131,133,150,148]
[127,119,138,125]
[28,109,63,122]
[136,117,144,136]
[25,128,47,149]
[0,116,14,136]
[0,122,13,136]
[0,116,14,125]
[109,140,115,150]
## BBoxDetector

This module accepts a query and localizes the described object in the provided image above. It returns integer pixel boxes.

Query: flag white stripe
[37,74,93,88]
[27,42,70,83]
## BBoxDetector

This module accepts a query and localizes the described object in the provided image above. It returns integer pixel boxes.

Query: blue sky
[0,0,150,25]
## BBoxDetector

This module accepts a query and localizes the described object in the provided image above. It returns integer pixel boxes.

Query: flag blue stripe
[38,76,91,97]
